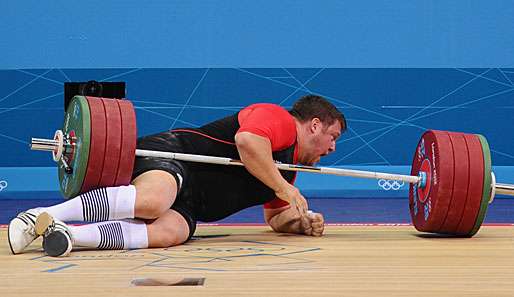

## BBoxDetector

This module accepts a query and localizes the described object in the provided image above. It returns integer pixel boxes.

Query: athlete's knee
[132,170,178,219]
[147,211,191,247]
[151,230,187,248]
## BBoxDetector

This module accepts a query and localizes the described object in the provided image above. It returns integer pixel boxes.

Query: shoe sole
[7,220,15,254]
[43,231,71,257]
[35,212,54,236]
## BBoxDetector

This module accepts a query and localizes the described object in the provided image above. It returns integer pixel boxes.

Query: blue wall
[1,68,513,167]
[1,1,513,197]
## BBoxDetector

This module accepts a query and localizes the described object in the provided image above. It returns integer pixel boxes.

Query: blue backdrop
[1,68,513,167]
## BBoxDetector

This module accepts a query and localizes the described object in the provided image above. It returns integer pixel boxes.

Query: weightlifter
[8,95,345,257]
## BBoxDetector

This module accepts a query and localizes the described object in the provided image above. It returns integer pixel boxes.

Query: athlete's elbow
[235,132,264,149]
[235,132,252,150]
[235,133,263,161]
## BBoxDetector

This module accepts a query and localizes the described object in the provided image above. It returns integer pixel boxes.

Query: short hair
[289,95,346,132]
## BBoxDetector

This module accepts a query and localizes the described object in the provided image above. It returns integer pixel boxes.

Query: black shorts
[132,131,198,241]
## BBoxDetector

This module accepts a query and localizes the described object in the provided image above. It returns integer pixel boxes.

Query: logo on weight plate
[412,185,418,215]
[63,112,70,131]
[0,180,8,192]
[418,138,426,160]
[424,198,431,221]
[73,101,80,118]
[431,142,437,186]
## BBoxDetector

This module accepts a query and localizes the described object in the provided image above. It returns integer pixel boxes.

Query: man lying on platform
[8,95,345,257]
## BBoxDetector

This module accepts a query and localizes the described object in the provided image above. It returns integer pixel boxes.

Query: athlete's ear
[310,118,322,133]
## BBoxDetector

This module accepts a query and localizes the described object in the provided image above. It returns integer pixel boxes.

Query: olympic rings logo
[378,179,404,191]
[418,138,426,160]
[0,180,8,192]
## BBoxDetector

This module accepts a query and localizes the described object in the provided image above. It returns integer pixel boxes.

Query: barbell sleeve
[495,183,514,196]
[30,137,60,152]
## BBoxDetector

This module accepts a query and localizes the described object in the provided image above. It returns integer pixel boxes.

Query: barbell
[30,96,514,237]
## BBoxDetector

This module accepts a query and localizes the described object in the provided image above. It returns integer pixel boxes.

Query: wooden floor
[0,225,513,297]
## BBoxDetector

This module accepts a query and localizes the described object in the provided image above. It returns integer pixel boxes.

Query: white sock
[69,219,148,250]
[42,185,136,222]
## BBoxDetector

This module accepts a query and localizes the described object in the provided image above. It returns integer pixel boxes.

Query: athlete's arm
[235,103,308,214]
[235,132,308,214]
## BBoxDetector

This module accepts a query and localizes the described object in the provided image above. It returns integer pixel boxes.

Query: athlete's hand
[275,184,308,216]
[300,211,325,237]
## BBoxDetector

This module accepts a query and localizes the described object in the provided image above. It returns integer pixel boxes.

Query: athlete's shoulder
[238,103,296,150]
[243,103,290,113]
[240,103,294,122]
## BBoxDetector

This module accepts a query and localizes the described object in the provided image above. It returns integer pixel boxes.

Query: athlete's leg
[38,208,191,256]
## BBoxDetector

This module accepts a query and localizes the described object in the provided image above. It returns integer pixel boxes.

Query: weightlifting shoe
[36,212,73,257]
[8,208,43,254]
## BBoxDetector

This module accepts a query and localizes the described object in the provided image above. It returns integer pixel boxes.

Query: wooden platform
[1,225,513,296]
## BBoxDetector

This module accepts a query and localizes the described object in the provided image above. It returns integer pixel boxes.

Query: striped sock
[69,219,148,250]
[43,185,136,222]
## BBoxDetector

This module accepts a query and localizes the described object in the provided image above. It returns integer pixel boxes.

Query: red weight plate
[81,97,107,193]
[455,134,484,235]
[409,130,454,233]
[115,99,137,185]
[438,132,469,234]
[98,98,122,187]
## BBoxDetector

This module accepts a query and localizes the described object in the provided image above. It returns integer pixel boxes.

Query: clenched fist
[300,211,325,237]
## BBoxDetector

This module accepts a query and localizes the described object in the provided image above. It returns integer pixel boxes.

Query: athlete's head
[290,95,346,165]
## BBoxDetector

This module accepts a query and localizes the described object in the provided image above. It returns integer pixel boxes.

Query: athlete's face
[303,119,342,165]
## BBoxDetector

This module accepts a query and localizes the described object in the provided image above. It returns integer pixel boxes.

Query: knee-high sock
[42,185,136,222]
[69,219,148,250]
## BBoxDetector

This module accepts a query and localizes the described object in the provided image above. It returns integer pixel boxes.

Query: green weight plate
[468,134,492,236]
[58,96,91,198]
